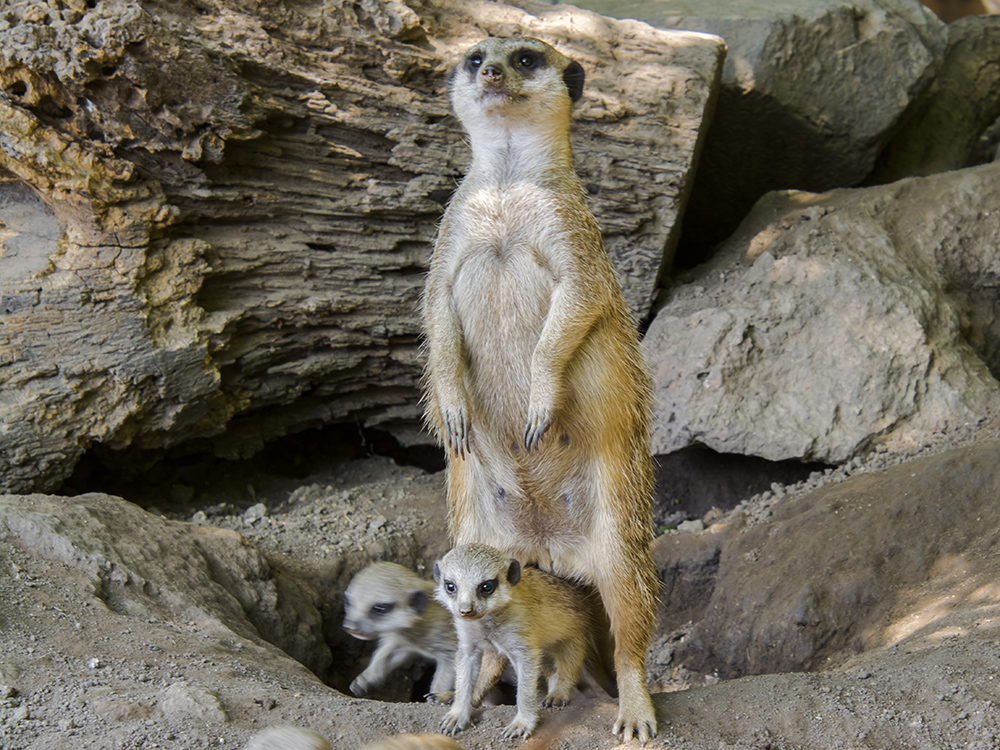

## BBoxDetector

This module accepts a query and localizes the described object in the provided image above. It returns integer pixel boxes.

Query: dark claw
[425,690,454,705]
[523,419,549,451]
[445,412,470,458]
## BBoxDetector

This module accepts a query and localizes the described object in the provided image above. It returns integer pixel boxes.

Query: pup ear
[563,60,585,103]
[506,559,521,586]
[432,561,442,584]
[410,589,428,613]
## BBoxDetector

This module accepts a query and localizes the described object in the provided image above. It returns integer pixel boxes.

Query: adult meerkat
[433,543,604,739]
[422,37,658,742]
[343,562,456,702]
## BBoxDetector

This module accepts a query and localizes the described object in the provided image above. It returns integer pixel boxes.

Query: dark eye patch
[478,578,497,597]
[510,48,546,73]
[465,51,484,74]
[371,602,395,616]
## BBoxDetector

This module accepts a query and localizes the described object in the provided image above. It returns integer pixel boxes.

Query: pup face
[343,562,430,640]
[433,543,520,621]
[448,36,584,133]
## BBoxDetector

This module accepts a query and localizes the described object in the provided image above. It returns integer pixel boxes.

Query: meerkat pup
[422,36,658,742]
[433,543,602,739]
[343,561,457,702]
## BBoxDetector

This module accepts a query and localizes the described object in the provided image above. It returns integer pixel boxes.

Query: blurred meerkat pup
[343,561,456,702]
[361,733,465,750]
[433,543,606,739]
[422,36,658,742]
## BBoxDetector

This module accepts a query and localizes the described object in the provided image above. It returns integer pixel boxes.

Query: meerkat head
[447,36,584,137]
[343,561,432,640]
[433,543,520,621]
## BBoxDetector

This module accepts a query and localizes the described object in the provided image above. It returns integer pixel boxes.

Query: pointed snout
[481,64,503,82]
[343,623,375,640]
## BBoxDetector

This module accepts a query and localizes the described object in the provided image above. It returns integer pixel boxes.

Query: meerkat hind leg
[426,659,456,705]
[598,555,657,744]
[471,644,507,707]
[542,639,586,707]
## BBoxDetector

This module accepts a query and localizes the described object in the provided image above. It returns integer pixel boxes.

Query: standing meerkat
[422,36,658,742]
[433,543,604,739]
[343,562,457,702]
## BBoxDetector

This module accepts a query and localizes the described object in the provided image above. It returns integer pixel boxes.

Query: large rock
[0,0,723,493]
[643,161,1000,464]
[870,15,1000,181]
[530,0,947,255]
[653,438,1000,678]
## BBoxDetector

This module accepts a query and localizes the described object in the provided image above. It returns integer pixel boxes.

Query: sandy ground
[2,410,1000,749]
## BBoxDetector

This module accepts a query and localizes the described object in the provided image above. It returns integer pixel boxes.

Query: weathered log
[0,0,723,492]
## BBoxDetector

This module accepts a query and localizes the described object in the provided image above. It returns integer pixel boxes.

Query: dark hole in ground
[61,426,830,701]
[653,445,830,529]
[61,423,444,512]
[61,422,449,701]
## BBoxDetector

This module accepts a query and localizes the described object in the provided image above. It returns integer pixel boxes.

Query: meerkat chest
[454,183,565,271]
[448,183,566,329]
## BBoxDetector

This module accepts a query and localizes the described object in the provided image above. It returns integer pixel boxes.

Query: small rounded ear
[432,561,442,584]
[410,589,428,614]
[563,60,585,103]
[506,559,521,586]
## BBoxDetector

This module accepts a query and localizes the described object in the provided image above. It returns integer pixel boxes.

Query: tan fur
[433,544,603,739]
[422,37,658,742]
[361,734,464,750]
[343,562,456,702]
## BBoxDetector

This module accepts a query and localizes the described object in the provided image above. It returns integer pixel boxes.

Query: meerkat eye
[467,52,484,69]
[443,580,457,595]
[371,602,395,617]
[513,51,540,70]
[478,579,497,598]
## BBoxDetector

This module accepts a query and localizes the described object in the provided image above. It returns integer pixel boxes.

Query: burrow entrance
[60,424,830,700]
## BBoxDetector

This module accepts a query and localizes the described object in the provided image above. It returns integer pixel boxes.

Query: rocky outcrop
[0,492,331,677]
[0,0,722,493]
[530,0,948,254]
[643,161,1000,464]
[653,438,1000,679]
[871,14,1000,181]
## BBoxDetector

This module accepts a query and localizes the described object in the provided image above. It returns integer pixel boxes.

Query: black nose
[481,65,503,81]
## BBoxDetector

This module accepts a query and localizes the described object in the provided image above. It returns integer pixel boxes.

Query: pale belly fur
[446,186,597,565]
[448,185,560,439]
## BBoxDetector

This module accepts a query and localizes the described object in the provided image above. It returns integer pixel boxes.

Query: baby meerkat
[343,562,456,702]
[423,36,658,742]
[433,543,603,740]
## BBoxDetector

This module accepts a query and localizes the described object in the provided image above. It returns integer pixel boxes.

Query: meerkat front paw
[523,403,551,451]
[349,676,371,698]
[613,704,657,745]
[502,714,536,739]
[442,405,471,458]
[542,691,570,708]
[440,709,473,736]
